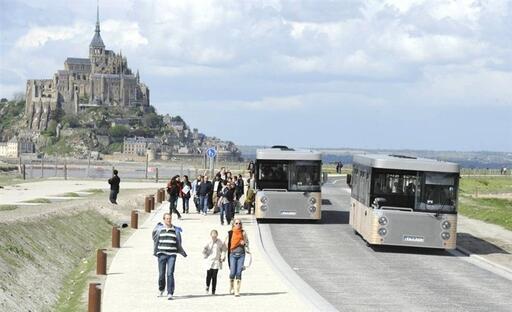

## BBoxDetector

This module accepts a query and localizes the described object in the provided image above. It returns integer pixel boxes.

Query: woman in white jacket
[202,229,226,295]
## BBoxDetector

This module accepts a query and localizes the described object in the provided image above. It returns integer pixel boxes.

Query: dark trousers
[182,197,190,213]
[206,269,219,294]
[169,196,181,218]
[109,190,118,203]
[158,254,177,295]
[225,202,234,225]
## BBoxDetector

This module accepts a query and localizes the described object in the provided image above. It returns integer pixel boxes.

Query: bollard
[131,210,138,229]
[156,189,162,204]
[88,283,101,312]
[149,195,155,211]
[96,249,107,275]
[112,226,120,248]
[144,196,151,213]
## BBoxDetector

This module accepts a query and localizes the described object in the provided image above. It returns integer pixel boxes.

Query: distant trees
[142,112,163,129]
[109,125,129,139]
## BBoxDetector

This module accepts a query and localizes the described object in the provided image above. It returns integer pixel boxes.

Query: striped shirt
[156,227,178,256]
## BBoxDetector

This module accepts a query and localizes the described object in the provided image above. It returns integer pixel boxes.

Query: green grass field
[0,205,17,211]
[460,176,512,195]
[458,176,512,231]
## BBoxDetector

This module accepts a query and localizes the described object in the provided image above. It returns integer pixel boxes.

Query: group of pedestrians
[166,168,255,225]
[153,213,250,300]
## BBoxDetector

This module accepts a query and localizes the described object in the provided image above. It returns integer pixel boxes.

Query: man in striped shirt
[153,213,187,300]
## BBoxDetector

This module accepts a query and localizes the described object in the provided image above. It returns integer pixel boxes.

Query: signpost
[206,147,217,177]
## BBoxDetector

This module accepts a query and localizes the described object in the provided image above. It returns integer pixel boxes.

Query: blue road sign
[206,147,217,158]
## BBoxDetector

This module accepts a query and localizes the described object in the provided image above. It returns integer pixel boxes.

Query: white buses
[254,146,322,220]
[348,154,460,249]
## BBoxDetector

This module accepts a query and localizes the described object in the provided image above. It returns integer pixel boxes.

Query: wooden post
[144,196,151,213]
[22,164,26,180]
[112,227,120,248]
[88,283,101,312]
[96,249,107,275]
[155,167,159,183]
[131,210,138,229]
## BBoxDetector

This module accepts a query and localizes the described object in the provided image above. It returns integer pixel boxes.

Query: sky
[0,0,511,152]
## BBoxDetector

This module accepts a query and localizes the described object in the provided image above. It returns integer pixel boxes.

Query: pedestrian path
[101,200,309,311]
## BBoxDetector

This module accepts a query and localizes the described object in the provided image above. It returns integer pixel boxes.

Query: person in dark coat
[108,170,120,204]
[167,177,182,219]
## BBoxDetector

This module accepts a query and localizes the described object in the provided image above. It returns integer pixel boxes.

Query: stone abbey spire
[90,1,105,51]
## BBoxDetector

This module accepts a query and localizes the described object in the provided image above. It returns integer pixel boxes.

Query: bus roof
[256,148,322,161]
[353,154,460,173]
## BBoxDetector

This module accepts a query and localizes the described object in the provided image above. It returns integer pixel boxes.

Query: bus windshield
[257,160,288,189]
[289,161,321,192]
[416,172,457,213]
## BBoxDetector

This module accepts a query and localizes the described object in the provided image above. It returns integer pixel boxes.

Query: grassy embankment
[459,176,512,231]
[0,210,113,312]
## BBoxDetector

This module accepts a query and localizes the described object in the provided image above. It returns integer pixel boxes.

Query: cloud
[15,23,86,49]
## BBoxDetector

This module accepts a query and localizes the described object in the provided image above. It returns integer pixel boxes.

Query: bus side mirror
[346,174,352,187]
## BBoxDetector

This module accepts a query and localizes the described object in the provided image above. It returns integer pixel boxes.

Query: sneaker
[158,290,164,297]
[167,294,173,300]
[205,287,209,294]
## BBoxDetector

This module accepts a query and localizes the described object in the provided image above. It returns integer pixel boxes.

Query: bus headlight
[261,204,268,211]
[441,220,451,230]
[308,197,317,205]
[308,205,316,213]
[378,228,387,237]
[260,196,268,204]
[378,216,388,226]
[441,232,450,240]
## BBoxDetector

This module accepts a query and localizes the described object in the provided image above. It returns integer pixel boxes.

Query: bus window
[257,161,288,189]
[290,161,321,192]
[371,170,417,208]
[416,172,457,213]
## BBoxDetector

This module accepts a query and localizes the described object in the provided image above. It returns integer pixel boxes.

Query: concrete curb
[256,223,338,312]
[449,246,512,281]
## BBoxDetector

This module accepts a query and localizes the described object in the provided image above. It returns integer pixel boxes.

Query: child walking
[202,229,225,295]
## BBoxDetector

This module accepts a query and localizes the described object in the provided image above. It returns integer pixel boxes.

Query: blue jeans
[199,195,209,214]
[229,253,245,280]
[158,254,177,295]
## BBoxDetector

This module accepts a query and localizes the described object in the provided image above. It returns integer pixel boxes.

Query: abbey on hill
[25,5,150,131]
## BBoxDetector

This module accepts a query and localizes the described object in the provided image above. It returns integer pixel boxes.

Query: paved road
[267,179,512,312]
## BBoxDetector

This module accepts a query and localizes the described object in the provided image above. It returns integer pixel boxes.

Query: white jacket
[202,239,226,270]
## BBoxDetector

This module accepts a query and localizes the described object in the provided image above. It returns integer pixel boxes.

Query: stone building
[25,4,150,131]
[123,136,161,156]
[0,136,35,158]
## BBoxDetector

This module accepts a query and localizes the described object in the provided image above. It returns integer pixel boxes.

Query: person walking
[167,177,182,219]
[244,179,255,214]
[198,176,213,215]
[192,175,202,213]
[225,182,236,225]
[108,169,120,204]
[247,161,255,178]
[202,229,225,295]
[224,218,249,297]
[152,213,187,300]
[219,180,229,225]
[181,175,192,214]
[236,174,244,202]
